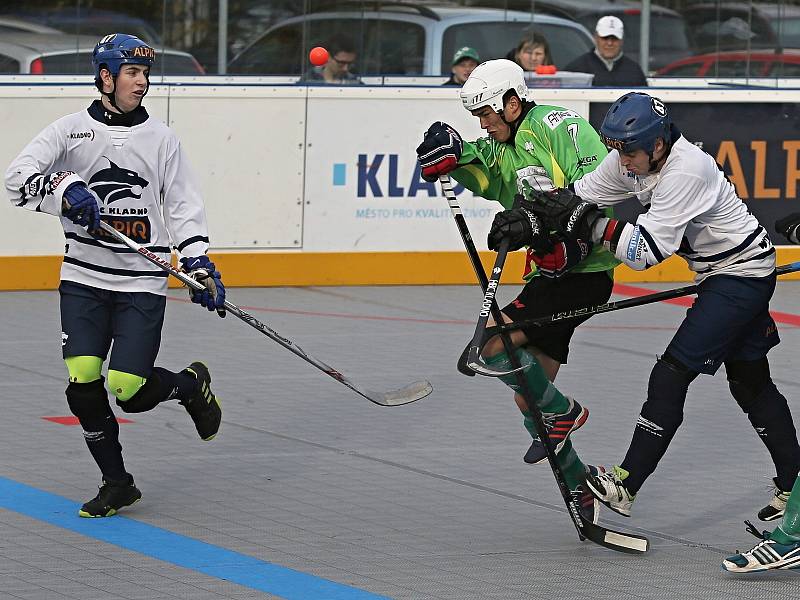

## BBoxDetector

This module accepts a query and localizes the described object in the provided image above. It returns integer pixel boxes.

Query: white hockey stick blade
[466,346,526,377]
[363,380,434,406]
[583,520,649,554]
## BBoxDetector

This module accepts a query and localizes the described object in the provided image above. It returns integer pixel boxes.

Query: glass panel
[442,22,593,73]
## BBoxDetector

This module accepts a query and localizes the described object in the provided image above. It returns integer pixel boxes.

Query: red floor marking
[42,416,134,425]
[612,283,800,327]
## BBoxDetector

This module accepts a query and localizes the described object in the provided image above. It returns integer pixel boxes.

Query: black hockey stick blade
[466,345,526,377]
[97,222,433,407]
[582,520,649,554]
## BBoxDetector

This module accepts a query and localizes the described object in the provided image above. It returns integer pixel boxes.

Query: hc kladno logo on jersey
[88,158,149,204]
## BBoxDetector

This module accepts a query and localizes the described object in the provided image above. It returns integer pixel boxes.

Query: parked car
[0,16,61,35]
[681,3,800,53]
[0,33,204,75]
[465,0,691,72]
[656,48,800,78]
[1,8,162,44]
[227,5,594,76]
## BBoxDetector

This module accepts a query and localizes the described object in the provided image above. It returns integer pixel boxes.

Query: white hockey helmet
[460,59,528,113]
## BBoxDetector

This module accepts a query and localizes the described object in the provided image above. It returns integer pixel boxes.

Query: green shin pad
[488,349,569,414]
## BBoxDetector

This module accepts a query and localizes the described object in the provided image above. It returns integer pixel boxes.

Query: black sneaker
[758,477,792,521]
[523,397,588,465]
[79,475,141,518]
[180,361,221,441]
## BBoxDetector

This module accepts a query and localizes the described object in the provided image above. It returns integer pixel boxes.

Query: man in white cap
[564,15,647,87]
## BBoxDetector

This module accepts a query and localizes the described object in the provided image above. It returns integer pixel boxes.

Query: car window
[769,58,800,77]
[228,17,424,75]
[711,58,766,77]
[441,22,591,72]
[770,17,800,48]
[0,52,20,73]
[684,8,775,52]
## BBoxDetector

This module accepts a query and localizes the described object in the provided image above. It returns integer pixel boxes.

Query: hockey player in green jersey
[416,59,618,515]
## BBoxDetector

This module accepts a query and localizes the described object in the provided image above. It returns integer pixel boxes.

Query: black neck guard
[88,100,149,127]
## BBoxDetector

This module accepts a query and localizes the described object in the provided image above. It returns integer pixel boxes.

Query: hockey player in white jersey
[521,92,800,520]
[5,34,225,518]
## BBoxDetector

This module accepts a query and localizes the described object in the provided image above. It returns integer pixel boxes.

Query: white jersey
[5,101,209,294]
[574,135,774,282]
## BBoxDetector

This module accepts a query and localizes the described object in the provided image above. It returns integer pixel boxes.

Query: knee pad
[116,368,167,413]
[107,369,146,403]
[64,355,103,384]
[727,358,771,412]
[66,378,110,423]
[639,354,698,435]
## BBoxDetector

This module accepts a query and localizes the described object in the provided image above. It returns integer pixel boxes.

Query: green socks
[771,474,800,544]
[489,348,570,414]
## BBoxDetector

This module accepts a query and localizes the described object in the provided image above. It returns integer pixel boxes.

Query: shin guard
[620,354,697,494]
[774,475,800,542]
[65,378,127,481]
[116,367,195,413]
[728,358,800,492]
[489,349,570,414]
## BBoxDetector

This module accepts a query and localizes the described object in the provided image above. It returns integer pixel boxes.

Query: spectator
[510,32,553,72]
[564,16,647,87]
[299,34,362,85]
[443,46,480,86]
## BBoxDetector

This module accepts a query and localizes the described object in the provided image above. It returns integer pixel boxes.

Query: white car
[227,5,594,76]
[0,33,204,75]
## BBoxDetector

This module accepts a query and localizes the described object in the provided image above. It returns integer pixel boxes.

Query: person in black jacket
[564,16,647,87]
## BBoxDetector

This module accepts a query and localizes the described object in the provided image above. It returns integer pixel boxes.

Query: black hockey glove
[530,236,593,278]
[416,122,463,182]
[487,196,553,254]
[527,188,603,242]
[180,256,226,318]
[775,212,800,244]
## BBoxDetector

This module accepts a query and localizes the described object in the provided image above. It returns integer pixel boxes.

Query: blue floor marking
[0,476,391,600]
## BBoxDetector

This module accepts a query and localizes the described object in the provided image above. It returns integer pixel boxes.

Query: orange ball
[309,46,330,67]
[535,65,557,75]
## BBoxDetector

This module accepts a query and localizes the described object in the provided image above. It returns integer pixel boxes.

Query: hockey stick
[439,175,648,554]
[97,221,433,407]
[483,260,800,340]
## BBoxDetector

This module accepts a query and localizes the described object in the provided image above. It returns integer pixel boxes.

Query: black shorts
[59,280,166,377]
[502,270,613,364]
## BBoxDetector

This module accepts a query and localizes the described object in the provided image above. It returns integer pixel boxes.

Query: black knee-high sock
[66,379,127,481]
[620,356,696,494]
[116,367,197,413]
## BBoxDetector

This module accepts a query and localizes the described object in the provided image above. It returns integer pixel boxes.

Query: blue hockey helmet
[599,92,671,155]
[92,33,155,80]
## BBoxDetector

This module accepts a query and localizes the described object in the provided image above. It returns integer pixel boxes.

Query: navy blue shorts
[666,273,779,375]
[59,280,166,377]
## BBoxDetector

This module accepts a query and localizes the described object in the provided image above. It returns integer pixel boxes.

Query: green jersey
[451,103,620,276]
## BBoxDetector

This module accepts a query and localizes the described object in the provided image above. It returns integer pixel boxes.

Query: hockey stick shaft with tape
[98,221,432,407]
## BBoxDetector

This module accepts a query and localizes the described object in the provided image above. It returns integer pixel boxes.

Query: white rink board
[1,80,798,256]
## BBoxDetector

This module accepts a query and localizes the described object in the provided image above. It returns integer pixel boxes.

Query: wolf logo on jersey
[88,158,149,204]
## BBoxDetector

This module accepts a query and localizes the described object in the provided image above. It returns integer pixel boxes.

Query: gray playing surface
[2,281,800,599]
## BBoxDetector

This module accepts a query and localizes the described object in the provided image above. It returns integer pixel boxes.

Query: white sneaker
[722,537,800,573]
[584,465,636,517]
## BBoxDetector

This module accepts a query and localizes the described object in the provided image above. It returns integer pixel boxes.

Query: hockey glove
[528,187,603,242]
[62,182,100,232]
[487,197,553,254]
[775,212,800,244]
[531,237,593,278]
[416,122,463,182]
[180,256,226,318]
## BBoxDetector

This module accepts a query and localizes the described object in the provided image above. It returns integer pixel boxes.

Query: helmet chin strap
[102,73,150,114]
